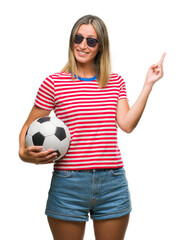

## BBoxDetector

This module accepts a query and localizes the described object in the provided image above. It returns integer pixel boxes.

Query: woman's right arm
[19,105,57,164]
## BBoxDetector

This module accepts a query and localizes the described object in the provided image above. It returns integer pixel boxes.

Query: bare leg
[93,214,130,240]
[47,216,86,240]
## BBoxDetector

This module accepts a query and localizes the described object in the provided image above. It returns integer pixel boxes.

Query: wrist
[143,80,154,92]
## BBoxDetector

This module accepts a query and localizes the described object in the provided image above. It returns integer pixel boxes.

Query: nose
[79,38,87,49]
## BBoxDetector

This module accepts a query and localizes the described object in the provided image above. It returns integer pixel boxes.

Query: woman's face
[73,24,100,66]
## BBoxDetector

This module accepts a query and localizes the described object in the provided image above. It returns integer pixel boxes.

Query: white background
[1,0,185,239]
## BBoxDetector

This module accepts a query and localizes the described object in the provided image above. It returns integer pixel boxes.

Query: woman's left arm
[116,52,166,133]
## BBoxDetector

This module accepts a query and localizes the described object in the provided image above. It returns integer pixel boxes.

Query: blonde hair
[61,15,111,89]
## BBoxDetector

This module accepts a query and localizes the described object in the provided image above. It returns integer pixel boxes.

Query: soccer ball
[25,116,71,160]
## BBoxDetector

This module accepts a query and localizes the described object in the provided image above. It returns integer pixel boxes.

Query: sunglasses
[74,34,99,48]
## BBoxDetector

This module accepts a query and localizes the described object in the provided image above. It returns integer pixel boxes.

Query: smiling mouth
[77,50,88,55]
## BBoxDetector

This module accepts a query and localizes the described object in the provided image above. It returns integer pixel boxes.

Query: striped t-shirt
[34,71,127,170]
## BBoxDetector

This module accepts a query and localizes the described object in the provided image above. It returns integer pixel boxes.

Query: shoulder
[47,71,71,80]
[43,71,72,84]
[110,72,124,79]
[109,72,125,83]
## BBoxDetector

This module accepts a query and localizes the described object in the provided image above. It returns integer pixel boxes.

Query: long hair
[61,15,111,89]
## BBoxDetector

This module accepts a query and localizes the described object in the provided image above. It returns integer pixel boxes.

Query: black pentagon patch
[54,150,60,158]
[32,132,45,146]
[55,127,66,141]
[37,117,50,124]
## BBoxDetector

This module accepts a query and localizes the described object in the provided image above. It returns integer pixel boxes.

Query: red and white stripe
[35,72,127,170]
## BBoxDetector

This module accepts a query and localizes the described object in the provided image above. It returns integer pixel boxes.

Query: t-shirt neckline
[74,74,97,81]
[68,71,97,81]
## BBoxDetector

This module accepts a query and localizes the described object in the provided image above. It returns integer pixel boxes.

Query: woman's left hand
[145,52,166,87]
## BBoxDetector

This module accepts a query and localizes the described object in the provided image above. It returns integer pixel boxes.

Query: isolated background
[1,0,185,239]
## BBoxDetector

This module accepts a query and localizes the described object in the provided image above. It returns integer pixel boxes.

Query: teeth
[79,51,86,55]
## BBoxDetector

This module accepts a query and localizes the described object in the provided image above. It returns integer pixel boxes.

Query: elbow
[19,149,25,162]
[18,150,24,161]
[119,123,135,133]
[117,120,135,133]
[124,127,134,134]
[119,125,134,133]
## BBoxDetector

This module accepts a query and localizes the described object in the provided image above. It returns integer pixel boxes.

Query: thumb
[150,64,158,70]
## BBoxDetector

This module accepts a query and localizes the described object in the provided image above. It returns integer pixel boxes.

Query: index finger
[158,52,166,64]
[27,145,43,152]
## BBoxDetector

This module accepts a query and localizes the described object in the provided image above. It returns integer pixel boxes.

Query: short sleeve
[34,76,55,110]
[118,75,128,100]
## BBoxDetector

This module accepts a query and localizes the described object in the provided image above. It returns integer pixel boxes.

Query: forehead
[77,24,97,38]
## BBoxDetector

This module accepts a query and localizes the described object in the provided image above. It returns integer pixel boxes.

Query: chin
[74,56,92,65]
[74,50,96,65]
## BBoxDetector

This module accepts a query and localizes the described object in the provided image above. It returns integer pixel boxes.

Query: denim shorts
[45,167,132,222]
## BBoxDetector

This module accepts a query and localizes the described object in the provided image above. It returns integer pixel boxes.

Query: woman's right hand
[19,146,57,164]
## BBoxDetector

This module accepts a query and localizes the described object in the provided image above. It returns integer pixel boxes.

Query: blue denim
[45,167,132,222]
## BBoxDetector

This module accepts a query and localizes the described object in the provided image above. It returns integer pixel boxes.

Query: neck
[77,62,96,78]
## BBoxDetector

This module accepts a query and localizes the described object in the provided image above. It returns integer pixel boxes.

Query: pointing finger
[158,52,166,64]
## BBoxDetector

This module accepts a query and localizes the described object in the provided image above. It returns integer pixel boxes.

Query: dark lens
[86,38,98,47]
[74,35,83,44]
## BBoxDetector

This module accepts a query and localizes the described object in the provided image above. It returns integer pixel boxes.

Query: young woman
[19,15,166,240]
